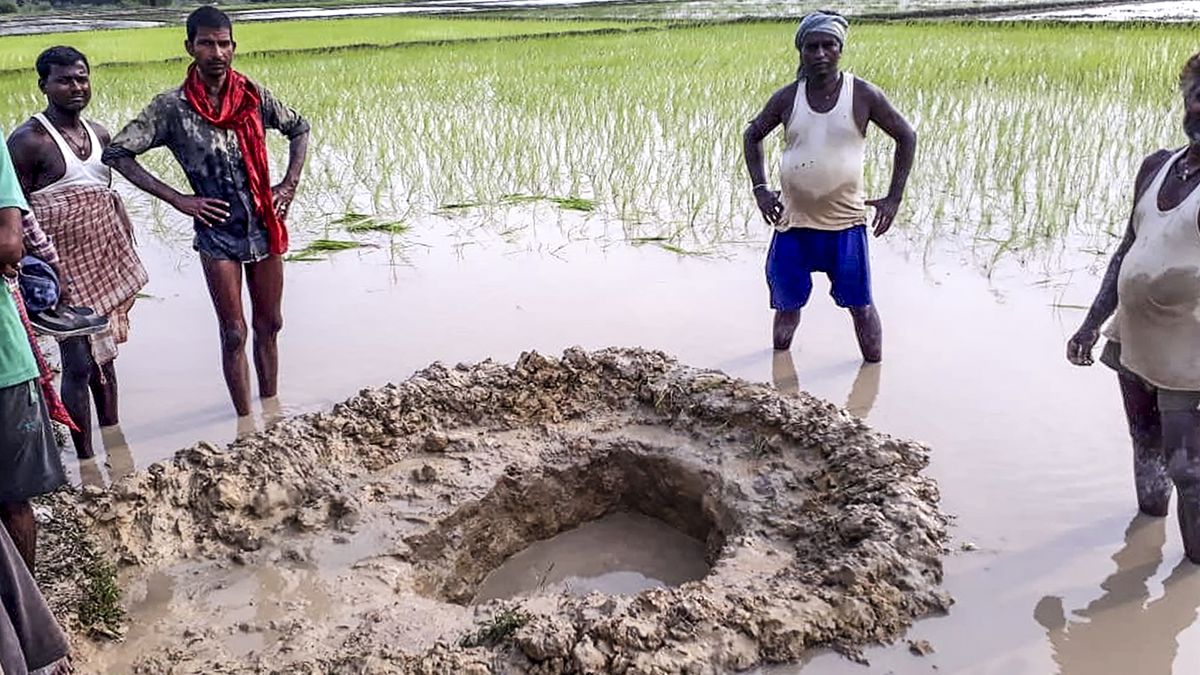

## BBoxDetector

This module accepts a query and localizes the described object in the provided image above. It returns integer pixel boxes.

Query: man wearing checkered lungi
[7,46,148,461]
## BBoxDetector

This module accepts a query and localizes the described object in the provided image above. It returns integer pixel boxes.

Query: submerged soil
[40,348,948,673]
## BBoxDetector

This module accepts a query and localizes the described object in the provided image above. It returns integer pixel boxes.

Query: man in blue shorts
[742,11,916,361]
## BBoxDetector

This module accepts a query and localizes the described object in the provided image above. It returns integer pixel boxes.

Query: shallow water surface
[473,511,710,603]
[58,194,1200,674]
[1012,1,1200,21]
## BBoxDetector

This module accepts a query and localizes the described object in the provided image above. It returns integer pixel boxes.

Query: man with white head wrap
[743,11,916,360]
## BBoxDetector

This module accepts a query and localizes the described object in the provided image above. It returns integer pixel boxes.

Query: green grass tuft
[459,608,531,648]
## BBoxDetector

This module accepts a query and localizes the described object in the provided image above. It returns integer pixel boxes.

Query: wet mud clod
[40,348,950,673]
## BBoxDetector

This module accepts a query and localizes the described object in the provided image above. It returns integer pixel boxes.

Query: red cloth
[183,65,288,254]
[5,279,79,433]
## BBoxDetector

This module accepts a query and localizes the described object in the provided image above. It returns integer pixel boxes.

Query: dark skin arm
[6,125,70,297]
[859,79,916,237]
[742,77,916,236]
[105,154,230,227]
[743,82,796,228]
[0,206,24,276]
[270,131,308,221]
[1066,149,1171,366]
[7,123,54,196]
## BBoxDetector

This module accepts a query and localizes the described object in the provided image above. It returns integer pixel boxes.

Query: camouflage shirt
[104,80,309,261]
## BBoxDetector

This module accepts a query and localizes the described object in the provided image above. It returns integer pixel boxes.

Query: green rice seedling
[285,238,372,262]
[334,212,411,234]
[0,17,654,72]
[550,196,596,212]
[2,18,1188,276]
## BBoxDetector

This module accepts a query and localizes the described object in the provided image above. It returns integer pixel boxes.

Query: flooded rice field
[5,11,1200,675]
[1012,1,1200,21]
[0,0,1160,36]
[51,204,1200,673]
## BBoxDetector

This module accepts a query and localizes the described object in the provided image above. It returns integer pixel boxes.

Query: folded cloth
[4,278,77,432]
[28,184,147,365]
[0,524,70,675]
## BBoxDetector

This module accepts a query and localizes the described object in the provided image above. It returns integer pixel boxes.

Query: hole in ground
[472,510,709,603]
[406,448,732,605]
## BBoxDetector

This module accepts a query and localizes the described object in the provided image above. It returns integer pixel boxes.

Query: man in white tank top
[743,12,915,362]
[7,46,148,463]
[1068,53,1200,565]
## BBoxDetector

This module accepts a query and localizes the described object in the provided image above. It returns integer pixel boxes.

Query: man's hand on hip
[272,182,297,221]
[865,195,900,237]
[170,195,230,227]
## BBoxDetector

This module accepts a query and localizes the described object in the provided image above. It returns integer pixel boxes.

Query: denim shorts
[766,224,872,310]
[194,221,271,263]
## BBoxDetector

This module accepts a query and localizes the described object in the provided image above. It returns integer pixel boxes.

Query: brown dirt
[39,347,950,673]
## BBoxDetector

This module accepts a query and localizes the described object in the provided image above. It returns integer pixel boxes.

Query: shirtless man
[743,11,916,360]
[7,46,147,460]
[104,7,309,417]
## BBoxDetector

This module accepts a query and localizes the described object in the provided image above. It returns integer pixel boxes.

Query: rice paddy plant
[0,19,1189,274]
[0,16,652,72]
[285,238,372,262]
[507,0,1106,21]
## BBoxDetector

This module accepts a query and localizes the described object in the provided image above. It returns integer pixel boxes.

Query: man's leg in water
[0,502,36,573]
[58,337,95,459]
[1161,393,1200,563]
[1118,372,1169,517]
[89,358,119,427]
[201,256,252,417]
[848,305,882,363]
[773,310,801,351]
[246,255,284,399]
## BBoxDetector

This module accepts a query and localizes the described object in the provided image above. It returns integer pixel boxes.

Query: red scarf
[183,65,288,254]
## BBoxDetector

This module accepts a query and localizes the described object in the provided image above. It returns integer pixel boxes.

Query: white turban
[795,11,849,51]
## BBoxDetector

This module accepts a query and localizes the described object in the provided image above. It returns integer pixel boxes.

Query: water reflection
[261,396,284,429]
[235,415,259,440]
[771,351,882,419]
[77,457,106,490]
[1034,515,1200,675]
[101,425,136,483]
[846,362,881,419]
[771,351,800,396]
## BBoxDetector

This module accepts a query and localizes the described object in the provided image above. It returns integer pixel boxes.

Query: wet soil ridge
[64,348,950,672]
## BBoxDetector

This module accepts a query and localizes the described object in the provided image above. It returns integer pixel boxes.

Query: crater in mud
[473,511,710,603]
[406,450,729,604]
[49,348,951,674]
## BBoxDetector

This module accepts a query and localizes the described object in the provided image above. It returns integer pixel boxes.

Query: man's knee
[252,313,283,338]
[1129,422,1162,449]
[59,339,92,380]
[219,321,248,353]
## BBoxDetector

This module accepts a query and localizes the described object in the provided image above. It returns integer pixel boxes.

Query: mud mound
[58,348,950,673]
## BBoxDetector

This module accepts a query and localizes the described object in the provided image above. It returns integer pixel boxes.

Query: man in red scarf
[104,6,310,417]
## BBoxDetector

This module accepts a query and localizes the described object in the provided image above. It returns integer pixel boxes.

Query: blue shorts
[193,220,271,263]
[765,225,872,310]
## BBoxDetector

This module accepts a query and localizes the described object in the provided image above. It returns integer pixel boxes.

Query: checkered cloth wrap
[28,185,148,363]
[20,212,60,269]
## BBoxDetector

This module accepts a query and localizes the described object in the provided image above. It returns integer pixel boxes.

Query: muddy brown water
[63,196,1200,674]
[472,512,710,603]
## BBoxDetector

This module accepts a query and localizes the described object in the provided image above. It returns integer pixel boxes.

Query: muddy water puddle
[1010,1,1200,21]
[59,196,1200,673]
[473,511,709,602]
